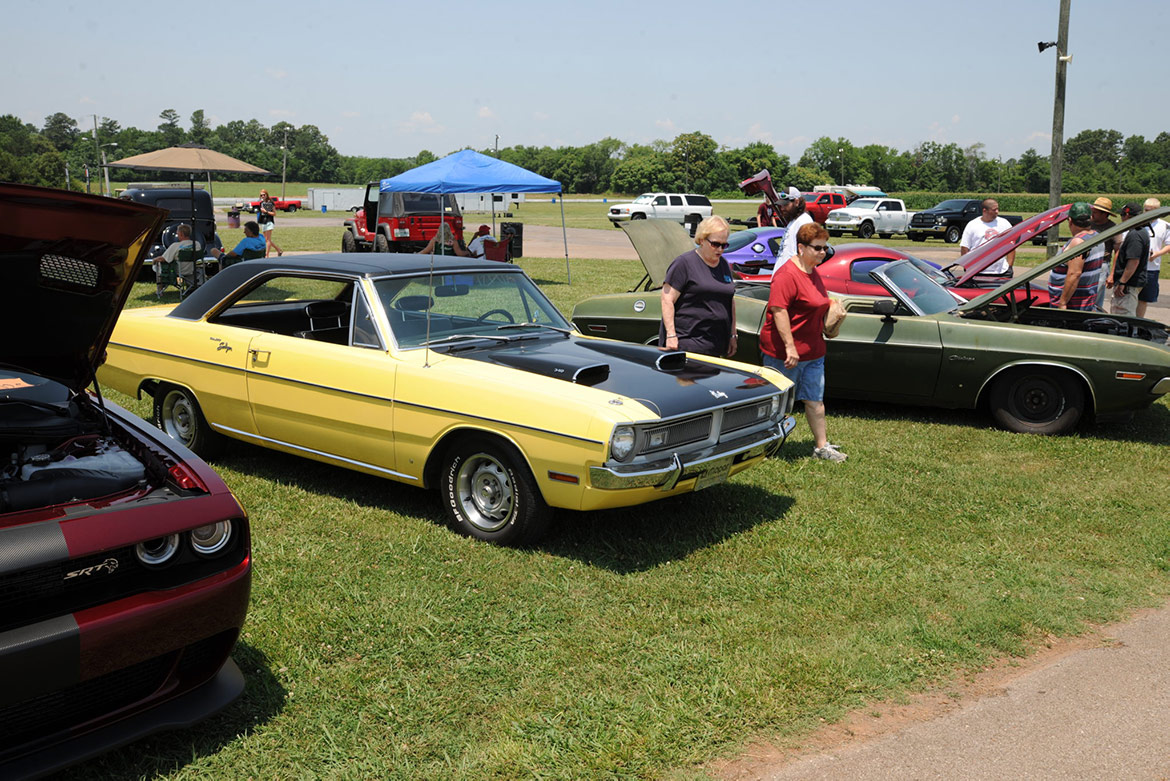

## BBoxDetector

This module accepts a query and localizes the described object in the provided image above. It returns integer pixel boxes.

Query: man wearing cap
[960,199,1015,277]
[1138,198,1167,319]
[1047,203,1106,310]
[1089,196,1118,310]
[467,225,496,258]
[1108,203,1149,317]
[773,187,812,270]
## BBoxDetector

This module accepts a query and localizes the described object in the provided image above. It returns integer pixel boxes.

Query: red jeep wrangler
[341,182,463,253]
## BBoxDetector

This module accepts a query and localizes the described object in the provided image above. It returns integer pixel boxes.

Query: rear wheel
[879,233,892,239]
[945,225,962,244]
[286,204,298,213]
[374,233,389,253]
[341,230,357,253]
[441,437,550,546]
[153,384,224,458]
[908,232,925,242]
[858,221,875,239]
[989,367,1084,435]
[828,230,843,238]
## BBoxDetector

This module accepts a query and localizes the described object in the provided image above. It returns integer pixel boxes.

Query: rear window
[685,195,711,206]
[669,196,683,206]
[727,230,760,252]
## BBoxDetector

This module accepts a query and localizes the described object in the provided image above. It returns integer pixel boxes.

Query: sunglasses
[706,240,730,249]
[803,244,830,252]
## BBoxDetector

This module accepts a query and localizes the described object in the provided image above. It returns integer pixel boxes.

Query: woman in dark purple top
[659,216,738,357]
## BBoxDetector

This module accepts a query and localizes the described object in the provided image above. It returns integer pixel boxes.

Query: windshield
[633,194,655,204]
[375,271,571,348]
[933,199,969,211]
[849,199,878,210]
[876,261,963,315]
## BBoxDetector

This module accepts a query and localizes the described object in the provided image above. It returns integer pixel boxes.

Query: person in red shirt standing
[758,222,847,462]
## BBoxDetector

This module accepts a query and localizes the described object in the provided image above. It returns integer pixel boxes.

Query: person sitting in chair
[214,221,267,266]
[416,223,470,256]
[150,223,202,296]
[467,224,495,257]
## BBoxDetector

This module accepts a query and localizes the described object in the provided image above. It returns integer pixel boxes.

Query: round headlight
[611,425,636,461]
[136,534,180,566]
[189,521,233,555]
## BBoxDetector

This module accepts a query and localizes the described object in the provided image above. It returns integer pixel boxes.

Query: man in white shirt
[773,187,813,271]
[1139,197,1167,319]
[960,198,1015,276]
[467,224,495,257]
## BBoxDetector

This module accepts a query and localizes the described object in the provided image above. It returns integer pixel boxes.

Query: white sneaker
[813,445,847,462]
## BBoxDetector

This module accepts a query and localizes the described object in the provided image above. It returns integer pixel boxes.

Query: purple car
[724,227,786,276]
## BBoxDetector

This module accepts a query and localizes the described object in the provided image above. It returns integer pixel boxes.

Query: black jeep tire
[989,367,1084,435]
[153,384,225,459]
[341,230,357,253]
[858,221,875,239]
[945,225,962,244]
[441,436,550,546]
[374,233,390,253]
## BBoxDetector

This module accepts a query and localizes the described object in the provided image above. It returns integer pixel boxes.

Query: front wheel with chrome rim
[441,437,550,546]
[152,384,224,458]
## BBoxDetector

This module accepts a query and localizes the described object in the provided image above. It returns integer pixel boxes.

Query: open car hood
[620,220,697,289]
[960,205,1170,312]
[0,184,165,390]
[955,204,1070,286]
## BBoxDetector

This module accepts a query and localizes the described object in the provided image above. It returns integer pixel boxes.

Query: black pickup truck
[906,199,1022,244]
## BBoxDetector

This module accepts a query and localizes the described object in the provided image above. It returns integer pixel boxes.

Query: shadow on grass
[60,642,286,780]
[207,440,788,574]
[825,396,1170,445]
[540,483,793,574]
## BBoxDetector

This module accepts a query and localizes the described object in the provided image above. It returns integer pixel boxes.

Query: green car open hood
[960,205,1170,314]
[620,220,697,289]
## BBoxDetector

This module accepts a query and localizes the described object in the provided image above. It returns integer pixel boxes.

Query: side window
[833,195,845,206]
[850,259,887,283]
[653,196,667,206]
[686,195,712,207]
[669,196,683,206]
[352,289,383,349]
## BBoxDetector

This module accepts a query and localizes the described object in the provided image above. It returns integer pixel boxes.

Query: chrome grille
[722,400,773,433]
[638,414,712,456]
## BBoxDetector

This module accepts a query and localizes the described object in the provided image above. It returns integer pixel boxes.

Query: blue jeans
[763,354,825,402]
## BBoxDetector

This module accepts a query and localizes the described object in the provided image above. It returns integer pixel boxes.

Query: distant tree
[189,109,210,145]
[1063,129,1123,169]
[668,132,717,191]
[157,109,183,146]
[720,141,788,183]
[1016,148,1049,193]
[42,112,80,152]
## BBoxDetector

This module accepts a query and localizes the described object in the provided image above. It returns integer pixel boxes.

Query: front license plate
[693,462,730,491]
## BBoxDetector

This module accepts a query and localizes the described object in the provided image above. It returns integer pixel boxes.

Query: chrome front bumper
[588,416,796,491]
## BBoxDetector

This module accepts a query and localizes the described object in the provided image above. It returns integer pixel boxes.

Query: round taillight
[136,534,180,565]
[189,521,233,556]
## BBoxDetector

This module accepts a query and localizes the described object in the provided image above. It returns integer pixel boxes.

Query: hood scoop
[487,353,611,386]
[577,339,688,371]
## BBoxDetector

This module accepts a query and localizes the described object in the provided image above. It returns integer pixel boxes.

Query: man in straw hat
[1089,196,1118,310]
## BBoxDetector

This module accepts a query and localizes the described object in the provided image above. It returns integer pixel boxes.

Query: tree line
[4,110,1170,196]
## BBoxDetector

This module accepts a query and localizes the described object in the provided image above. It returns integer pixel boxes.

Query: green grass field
[78,244,1170,779]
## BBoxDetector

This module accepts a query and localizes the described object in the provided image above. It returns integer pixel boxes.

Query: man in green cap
[1048,202,1107,310]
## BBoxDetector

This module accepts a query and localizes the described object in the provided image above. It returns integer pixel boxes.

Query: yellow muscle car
[99,254,795,545]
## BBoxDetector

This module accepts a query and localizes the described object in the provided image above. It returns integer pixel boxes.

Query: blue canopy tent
[380,149,572,282]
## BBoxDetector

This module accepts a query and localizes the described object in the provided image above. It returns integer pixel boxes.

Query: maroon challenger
[0,185,251,777]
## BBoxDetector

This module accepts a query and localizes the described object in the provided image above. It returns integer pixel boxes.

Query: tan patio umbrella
[108,143,272,247]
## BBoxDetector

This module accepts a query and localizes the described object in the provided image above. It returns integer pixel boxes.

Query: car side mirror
[872,299,897,321]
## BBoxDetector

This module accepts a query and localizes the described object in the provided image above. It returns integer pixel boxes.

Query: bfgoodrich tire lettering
[989,367,1085,435]
[442,437,550,546]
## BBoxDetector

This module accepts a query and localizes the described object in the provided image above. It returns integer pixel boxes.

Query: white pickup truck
[824,198,913,239]
[606,193,713,228]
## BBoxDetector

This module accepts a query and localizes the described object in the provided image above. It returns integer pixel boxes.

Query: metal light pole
[100,143,117,197]
[280,128,288,200]
[1042,0,1071,257]
[838,147,844,186]
[1117,156,1122,196]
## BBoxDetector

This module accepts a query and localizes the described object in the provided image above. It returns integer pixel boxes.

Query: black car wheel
[908,232,926,241]
[341,230,357,253]
[828,230,842,238]
[286,204,298,213]
[441,437,550,545]
[879,233,892,239]
[989,367,1085,435]
[945,225,962,244]
[374,233,389,253]
[631,213,646,220]
[858,221,875,239]
[153,384,224,458]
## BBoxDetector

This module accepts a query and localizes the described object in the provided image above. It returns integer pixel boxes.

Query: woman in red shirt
[758,222,847,462]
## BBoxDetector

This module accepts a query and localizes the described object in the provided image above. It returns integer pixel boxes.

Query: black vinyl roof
[170,252,521,320]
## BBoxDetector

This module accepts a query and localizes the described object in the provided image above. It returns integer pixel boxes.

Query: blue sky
[5,0,1163,162]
